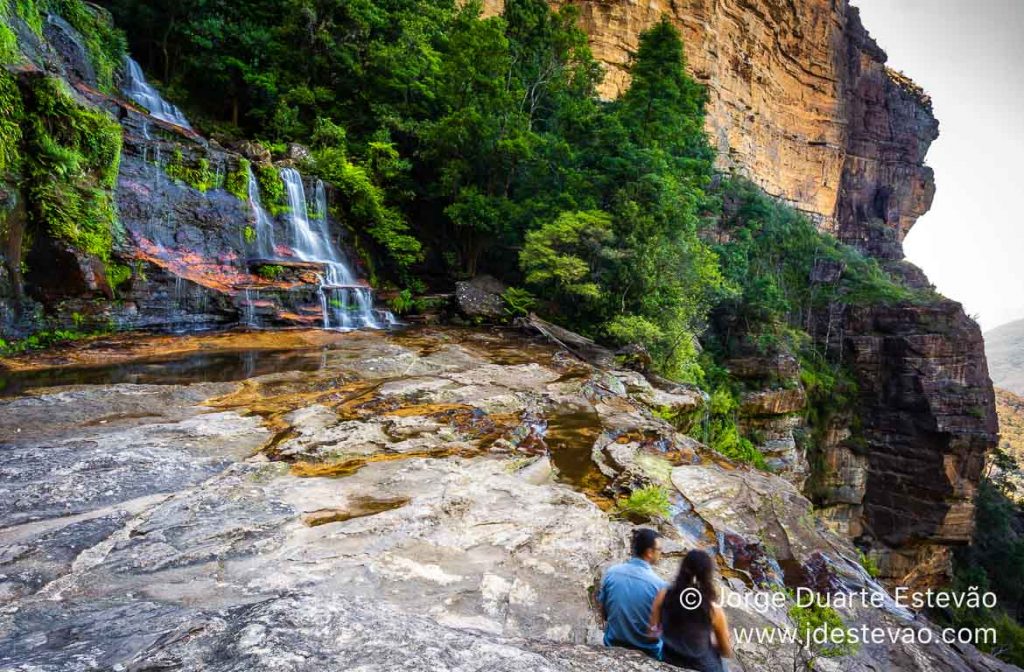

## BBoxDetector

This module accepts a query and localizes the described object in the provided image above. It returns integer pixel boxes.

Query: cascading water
[122,56,192,129]
[278,168,386,329]
[246,166,276,258]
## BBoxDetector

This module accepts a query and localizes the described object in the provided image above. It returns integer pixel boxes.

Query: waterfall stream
[246,166,277,259]
[122,56,192,129]
[278,168,387,330]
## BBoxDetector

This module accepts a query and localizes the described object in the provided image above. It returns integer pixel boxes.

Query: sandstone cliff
[481,0,997,586]
[485,0,935,257]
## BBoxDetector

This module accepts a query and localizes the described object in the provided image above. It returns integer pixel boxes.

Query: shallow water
[0,348,328,397]
[544,406,607,493]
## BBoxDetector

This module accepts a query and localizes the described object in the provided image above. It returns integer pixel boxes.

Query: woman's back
[660,592,725,672]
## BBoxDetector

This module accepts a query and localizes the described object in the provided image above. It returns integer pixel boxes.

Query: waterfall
[243,288,259,328]
[122,56,192,130]
[246,166,276,258]
[278,168,387,329]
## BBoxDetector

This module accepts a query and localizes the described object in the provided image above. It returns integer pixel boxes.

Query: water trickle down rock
[278,167,386,330]
[121,56,192,130]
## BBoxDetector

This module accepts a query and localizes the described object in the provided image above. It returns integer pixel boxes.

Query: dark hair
[667,549,717,616]
[631,528,661,558]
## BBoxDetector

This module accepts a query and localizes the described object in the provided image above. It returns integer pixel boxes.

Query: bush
[256,264,284,280]
[501,286,535,318]
[389,288,415,315]
[615,485,671,521]
[787,593,858,659]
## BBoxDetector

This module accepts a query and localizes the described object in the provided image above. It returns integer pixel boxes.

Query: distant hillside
[986,319,1024,394]
[997,388,1024,465]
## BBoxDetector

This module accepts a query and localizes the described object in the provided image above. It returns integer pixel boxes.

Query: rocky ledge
[0,328,1011,671]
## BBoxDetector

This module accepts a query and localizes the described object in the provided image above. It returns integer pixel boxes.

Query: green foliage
[255,264,284,280]
[225,158,251,201]
[310,120,420,272]
[501,286,535,318]
[704,386,767,468]
[787,592,858,659]
[521,210,613,300]
[712,177,920,344]
[22,76,123,261]
[165,149,221,192]
[615,485,671,521]
[389,288,415,315]
[0,326,105,355]
[106,262,132,291]
[256,164,287,216]
[857,551,880,578]
[242,225,256,244]
[0,1,20,65]
[924,447,1024,666]
[0,69,22,174]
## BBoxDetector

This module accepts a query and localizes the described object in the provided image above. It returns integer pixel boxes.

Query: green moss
[15,0,43,36]
[22,75,123,261]
[0,70,23,174]
[256,163,287,216]
[164,149,221,192]
[225,158,250,201]
[106,262,132,291]
[0,21,19,66]
[243,225,256,244]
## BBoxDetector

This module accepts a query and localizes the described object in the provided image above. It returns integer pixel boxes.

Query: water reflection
[0,349,328,397]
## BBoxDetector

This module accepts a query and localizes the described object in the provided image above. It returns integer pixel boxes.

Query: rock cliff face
[484,0,937,254]
[480,0,996,586]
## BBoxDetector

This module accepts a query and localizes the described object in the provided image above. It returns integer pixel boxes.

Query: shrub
[501,286,535,318]
[787,591,858,658]
[615,485,671,521]
[255,264,284,280]
[389,288,415,315]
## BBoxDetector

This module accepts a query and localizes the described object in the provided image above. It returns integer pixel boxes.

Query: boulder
[455,274,506,319]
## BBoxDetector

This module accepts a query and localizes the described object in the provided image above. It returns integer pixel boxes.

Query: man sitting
[597,528,667,659]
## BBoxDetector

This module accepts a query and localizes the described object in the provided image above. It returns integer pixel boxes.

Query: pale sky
[853,0,1024,331]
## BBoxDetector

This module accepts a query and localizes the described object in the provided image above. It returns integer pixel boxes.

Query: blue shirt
[597,558,667,657]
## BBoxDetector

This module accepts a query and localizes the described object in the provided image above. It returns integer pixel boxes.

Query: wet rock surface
[0,328,1012,671]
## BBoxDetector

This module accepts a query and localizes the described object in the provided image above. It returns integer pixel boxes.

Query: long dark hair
[665,549,717,619]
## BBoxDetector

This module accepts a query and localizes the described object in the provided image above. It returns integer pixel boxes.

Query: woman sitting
[648,549,733,671]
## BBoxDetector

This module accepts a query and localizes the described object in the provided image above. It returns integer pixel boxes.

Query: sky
[852,0,1024,332]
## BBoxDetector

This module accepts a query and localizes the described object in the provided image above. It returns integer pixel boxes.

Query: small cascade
[246,166,276,258]
[243,288,260,328]
[122,56,192,129]
[278,168,389,330]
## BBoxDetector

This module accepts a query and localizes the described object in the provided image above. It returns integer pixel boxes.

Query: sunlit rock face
[484,0,937,256]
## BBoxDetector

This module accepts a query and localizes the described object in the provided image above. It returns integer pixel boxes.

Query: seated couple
[597,529,733,671]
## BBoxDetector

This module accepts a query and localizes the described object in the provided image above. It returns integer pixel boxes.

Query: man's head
[631,528,662,565]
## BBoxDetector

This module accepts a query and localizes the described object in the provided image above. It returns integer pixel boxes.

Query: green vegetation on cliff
[22,75,122,261]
